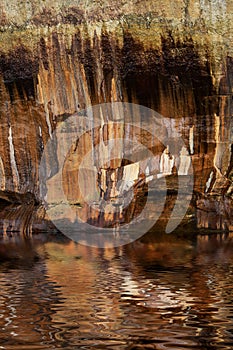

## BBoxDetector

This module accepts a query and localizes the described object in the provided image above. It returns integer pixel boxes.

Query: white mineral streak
[145,166,150,176]
[45,104,53,139]
[110,170,118,198]
[120,162,140,192]
[160,146,174,175]
[0,156,5,190]
[178,146,191,175]
[100,168,107,193]
[8,126,20,190]
[205,171,214,192]
[189,125,194,154]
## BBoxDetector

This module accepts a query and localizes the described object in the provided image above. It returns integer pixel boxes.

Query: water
[0,232,233,349]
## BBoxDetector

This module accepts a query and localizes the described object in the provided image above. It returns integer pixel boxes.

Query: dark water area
[0,231,233,350]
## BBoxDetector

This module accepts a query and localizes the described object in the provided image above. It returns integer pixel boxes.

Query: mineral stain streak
[8,126,20,190]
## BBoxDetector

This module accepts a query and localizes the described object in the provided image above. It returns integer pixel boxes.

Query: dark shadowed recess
[0,29,217,117]
[0,45,38,102]
[219,56,233,180]
[79,30,217,117]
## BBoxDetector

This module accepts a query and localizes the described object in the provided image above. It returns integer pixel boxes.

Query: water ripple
[0,233,233,349]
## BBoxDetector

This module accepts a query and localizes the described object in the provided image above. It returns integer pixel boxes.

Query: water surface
[0,232,233,349]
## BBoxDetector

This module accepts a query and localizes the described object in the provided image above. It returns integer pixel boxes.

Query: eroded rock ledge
[0,0,232,234]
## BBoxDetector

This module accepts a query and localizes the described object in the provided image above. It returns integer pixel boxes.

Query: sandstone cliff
[0,0,232,235]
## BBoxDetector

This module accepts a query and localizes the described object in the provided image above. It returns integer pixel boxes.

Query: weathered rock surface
[0,0,232,234]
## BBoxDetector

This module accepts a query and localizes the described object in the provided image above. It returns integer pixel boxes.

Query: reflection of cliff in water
[1,233,232,349]
[1,235,228,349]
[0,235,65,348]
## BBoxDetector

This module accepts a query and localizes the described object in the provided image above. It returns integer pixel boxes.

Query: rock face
[0,0,232,234]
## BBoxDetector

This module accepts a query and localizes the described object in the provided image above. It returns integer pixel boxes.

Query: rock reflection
[0,235,63,349]
[41,233,233,348]
[0,233,233,349]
